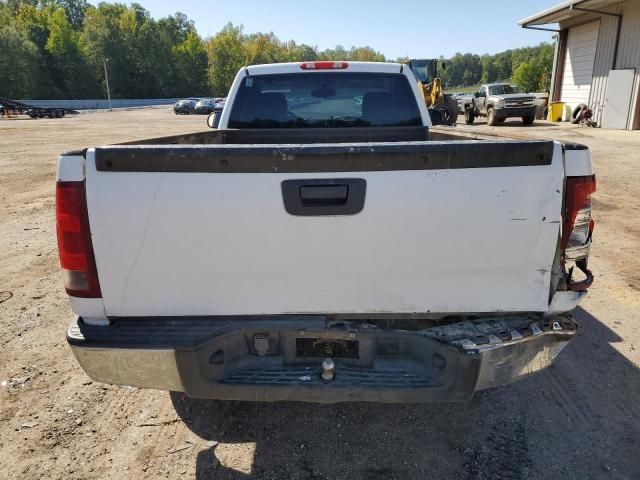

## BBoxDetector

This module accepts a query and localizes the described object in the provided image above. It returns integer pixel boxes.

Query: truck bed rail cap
[94,141,554,174]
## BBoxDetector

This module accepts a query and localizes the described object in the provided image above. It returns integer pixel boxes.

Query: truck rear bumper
[67,314,576,403]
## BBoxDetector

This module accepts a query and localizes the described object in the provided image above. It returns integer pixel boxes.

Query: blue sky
[106,0,561,58]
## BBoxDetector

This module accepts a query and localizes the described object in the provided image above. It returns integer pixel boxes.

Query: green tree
[512,62,538,92]
[205,23,246,95]
[281,41,317,62]
[133,18,169,97]
[0,1,14,26]
[0,2,555,99]
[0,25,49,97]
[244,32,282,64]
[46,6,98,97]
[53,0,89,29]
[511,43,554,91]
[172,30,209,96]
[80,3,139,97]
[348,46,385,62]
[14,2,52,52]
[494,52,512,82]
[480,54,497,84]
[319,45,348,60]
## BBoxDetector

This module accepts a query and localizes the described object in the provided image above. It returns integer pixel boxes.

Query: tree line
[438,44,554,92]
[0,0,553,99]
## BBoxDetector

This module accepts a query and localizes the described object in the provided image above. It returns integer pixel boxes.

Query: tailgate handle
[282,179,366,216]
[299,185,348,205]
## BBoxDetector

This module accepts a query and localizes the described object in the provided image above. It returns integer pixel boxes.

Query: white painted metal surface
[583,3,623,126]
[519,0,620,27]
[548,291,588,315]
[56,155,85,181]
[561,21,600,110]
[84,144,566,317]
[564,149,594,177]
[601,68,636,129]
[59,63,594,320]
[69,297,107,322]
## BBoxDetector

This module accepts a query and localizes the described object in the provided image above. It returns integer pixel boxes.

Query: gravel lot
[1,109,639,479]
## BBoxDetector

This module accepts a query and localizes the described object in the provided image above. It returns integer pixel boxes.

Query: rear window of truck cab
[228,72,422,128]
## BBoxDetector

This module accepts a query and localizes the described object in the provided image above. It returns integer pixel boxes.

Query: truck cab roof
[244,61,404,75]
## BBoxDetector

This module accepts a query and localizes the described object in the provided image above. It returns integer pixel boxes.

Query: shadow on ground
[171,307,640,480]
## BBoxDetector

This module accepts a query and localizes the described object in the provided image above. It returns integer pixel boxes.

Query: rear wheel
[522,114,535,126]
[464,108,475,125]
[487,107,498,126]
[444,95,458,126]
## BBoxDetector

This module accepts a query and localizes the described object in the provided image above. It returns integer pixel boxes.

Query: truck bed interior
[118,126,531,146]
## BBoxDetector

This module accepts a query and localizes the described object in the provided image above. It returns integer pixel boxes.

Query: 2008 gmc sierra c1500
[57,61,595,403]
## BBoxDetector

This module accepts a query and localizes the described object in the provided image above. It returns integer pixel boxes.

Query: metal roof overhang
[519,0,621,29]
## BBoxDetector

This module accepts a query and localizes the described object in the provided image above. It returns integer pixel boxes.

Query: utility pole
[103,58,112,111]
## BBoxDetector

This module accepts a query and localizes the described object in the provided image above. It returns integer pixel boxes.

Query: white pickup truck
[57,61,595,403]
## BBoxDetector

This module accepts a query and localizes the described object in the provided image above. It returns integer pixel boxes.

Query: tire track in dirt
[544,368,591,426]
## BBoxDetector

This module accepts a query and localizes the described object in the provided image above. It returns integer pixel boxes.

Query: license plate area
[296,337,359,359]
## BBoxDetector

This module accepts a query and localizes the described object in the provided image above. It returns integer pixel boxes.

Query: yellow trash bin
[548,102,565,122]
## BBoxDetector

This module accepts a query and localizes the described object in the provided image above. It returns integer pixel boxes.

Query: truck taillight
[562,175,596,251]
[300,61,348,70]
[562,175,596,290]
[56,181,101,298]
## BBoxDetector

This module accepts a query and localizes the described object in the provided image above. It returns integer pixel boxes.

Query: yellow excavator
[405,59,458,126]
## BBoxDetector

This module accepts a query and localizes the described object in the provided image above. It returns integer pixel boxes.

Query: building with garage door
[520,0,640,129]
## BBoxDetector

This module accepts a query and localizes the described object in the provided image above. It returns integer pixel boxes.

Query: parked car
[173,98,198,115]
[461,83,537,126]
[58,61,595,403]
[194,98,216,115]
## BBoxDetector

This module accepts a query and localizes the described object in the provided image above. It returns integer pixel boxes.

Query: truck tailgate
[85,140,563,317]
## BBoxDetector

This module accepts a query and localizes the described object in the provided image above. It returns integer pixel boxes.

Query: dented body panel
[83,141,564,317]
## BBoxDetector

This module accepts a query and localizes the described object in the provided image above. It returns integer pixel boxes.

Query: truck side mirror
[474,92,480,98]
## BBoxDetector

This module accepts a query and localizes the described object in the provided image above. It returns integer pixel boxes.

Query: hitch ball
[321,358,335,382]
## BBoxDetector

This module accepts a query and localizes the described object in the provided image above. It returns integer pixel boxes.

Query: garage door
[561,21,600,110]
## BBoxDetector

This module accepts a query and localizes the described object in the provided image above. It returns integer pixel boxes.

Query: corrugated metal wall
[591,4,623,124]
[560,0,640,129]
[561,3,623,125]
[560,21,600,109]
[616,0,640,128]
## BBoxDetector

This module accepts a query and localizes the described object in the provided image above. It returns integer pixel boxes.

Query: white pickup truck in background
[57,61,595,403]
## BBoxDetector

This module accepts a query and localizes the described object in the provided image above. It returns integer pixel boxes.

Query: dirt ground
[1,109,639,480]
